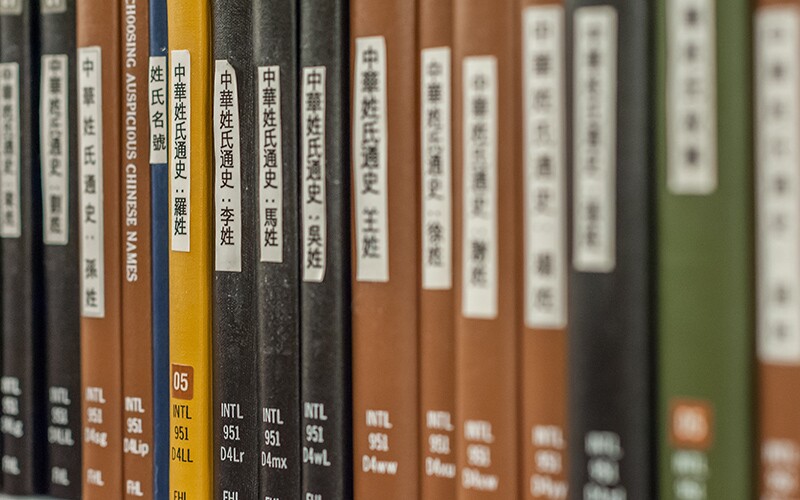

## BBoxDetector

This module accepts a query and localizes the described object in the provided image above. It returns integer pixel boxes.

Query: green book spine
[656,0,754,499]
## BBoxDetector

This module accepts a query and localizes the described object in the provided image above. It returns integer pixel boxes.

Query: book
[350,0,420,497]
[566,0,653,498]
[211,0,259,497]
[417,0,457,498]
[657,0,753,498]
[120,0,154,497]
[147,0,169,497]
[754,1,800,498]
[519,0,569,499]
[0,0,44,493]
[77,0,124,495]
[167,0,213,498]
[252,0,302,497]
[39,0,82,497]
[452,0,519,497]
[299,0,352,497]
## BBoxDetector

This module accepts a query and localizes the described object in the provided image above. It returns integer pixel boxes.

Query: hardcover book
[77,0,125,496]
[299,0,352,497]
[167,0,214,497]
[350,0,420,497]
[452,0,519,497]
[0,0,44,493]
[755,0,800,498]
[147,0,169,496]
[39,0,82,496]
[120,0,154,496]
[519,0,569,498]
[657,0,754,498]
[418,0,457,498]
[566,0,653,498]
[211,0,260,497]
[253,0,302,497]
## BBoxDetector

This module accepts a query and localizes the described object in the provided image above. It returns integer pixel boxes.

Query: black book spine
[38,0,81,497]
[566,0,654,499]
[253,0,302,497]
[298,0,351,498]
[211,0,260,498]
[0,0,44,494]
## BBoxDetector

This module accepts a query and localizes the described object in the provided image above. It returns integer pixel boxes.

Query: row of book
[0,0,798,499]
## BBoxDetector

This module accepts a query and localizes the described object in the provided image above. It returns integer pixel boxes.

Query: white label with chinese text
[0,63,21,239]
[461,56,498,319]
[77,47,104,317]
[258,66,283,263]
[302,66,327,282]
[170,50,190,252]
[756,6,800,364]
[0,0,21,15]
[573,6,617,273]
[421,47,452,291]
[524,6,567,328]
[213,60,242,272]
[40,55,69,245]
[148,56,168,164]
[353,36,389,282]
[667,0,717,194]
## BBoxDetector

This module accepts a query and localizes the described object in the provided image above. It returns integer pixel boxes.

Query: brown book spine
[453,0,519,497]
[755,0,800,498]
[77,0,123,497]
[418,0,457,499]
[518,0,568,499]
[120,0,153,497]
[350,0,419,497]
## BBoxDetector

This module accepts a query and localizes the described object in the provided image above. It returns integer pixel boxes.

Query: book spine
[299,0,352,498]
[211,0,259,498]
[452,0,519,497]
[755,2,800,498]
[147,0,169,497]
[417,0,456,498]
[39,0,82,497]
[350,1,419,497]
[566,0,653,497]
[0,0,44,493]
[657,0,753,498]
[519,1,570,499]
[120,0,153,497]
[252,0,302,497]
[167,0,213,497]
[77,0,124,496]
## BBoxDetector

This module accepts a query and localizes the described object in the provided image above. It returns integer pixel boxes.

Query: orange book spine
[120,0,154,497]
[518,0,569,499]
[453,0,519,497]
[77,0,124,497]
[350,0,420,497]
[418,0,457,498]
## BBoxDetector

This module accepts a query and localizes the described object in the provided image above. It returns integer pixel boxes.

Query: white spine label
[170,50,190,252]
[0,62,21,239]
[41,55,69,246]
[353,36,389,283]
[77,47,104,317]
[302,66,327,282]
[572,6,617,273]
[524,6,567,329]
[213,60,242,273]
[667,0,717,194]
[148,56,168,165]
[421,47,453,291]
[461,56,498,320]
[258,66,284,263]
[756,6,800,365]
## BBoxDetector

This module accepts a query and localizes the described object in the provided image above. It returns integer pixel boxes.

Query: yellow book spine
[167,1,213,498]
